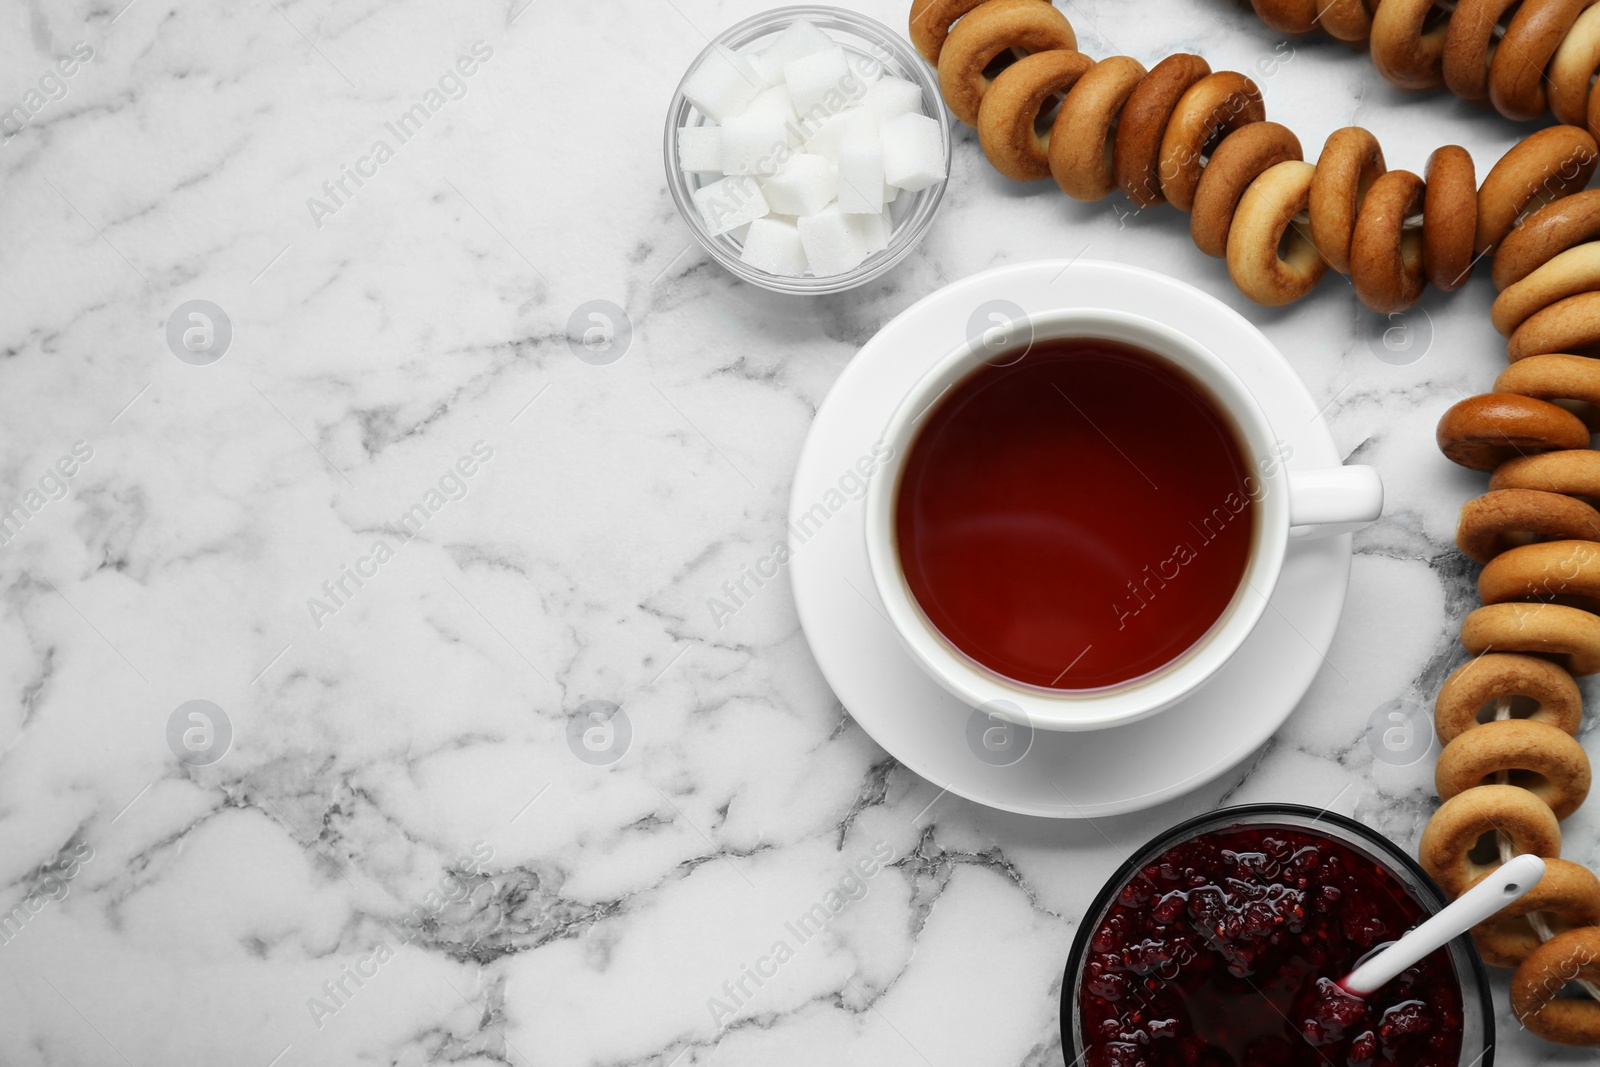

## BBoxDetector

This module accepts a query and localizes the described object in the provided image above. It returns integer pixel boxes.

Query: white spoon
[1339,853,1546,997]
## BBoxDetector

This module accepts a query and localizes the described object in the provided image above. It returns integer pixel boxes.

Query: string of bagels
[906,0,1600,1044]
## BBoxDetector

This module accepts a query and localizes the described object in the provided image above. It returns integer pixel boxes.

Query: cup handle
[1287,465,1383,538]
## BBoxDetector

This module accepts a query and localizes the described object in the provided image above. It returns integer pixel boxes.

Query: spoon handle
[1340,853,1546,997]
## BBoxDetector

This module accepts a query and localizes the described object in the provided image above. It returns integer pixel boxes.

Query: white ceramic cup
[863,308,1383,732]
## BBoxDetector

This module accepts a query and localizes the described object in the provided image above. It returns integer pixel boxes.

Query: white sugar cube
[740,217,809,276]
[803,109,877,161]
[747,51,784,89]
[693,175,770,235]
[798,204,885,275]
[721,112,792,175]
[862,77,924,126]
[683,45,762,122]
[761,19,835,70]
[848,53,886,87]
[761,153,836,216]
[785,47,859,116]
[837,138,885,213]
[745,85,799,128]
[882,112,945,192]
[677,125,723,173]
[858,208,892,254]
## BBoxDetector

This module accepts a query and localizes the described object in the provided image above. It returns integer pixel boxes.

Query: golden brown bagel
[1435,653,1585,743]
[1114,53,1209,208]
[1460,601,1600,675]
[1424,145,1478,291]
[1469,858,1600,967]
[1436,718,1592,819]
[1492,449,1600,500]
[1157,71,1264,212]
[1420,784,1562,897]
[1226,160,1328,306]
[1310,126,1386,274]
[1512,927,1600,1045]
[1480,539,1600,612]
[1510,291,1600,361]
[1048,55,1147,201]
[936,0,1077,126]
[1456,490,1600,563]
[1191,121,1302,258]
[1436,395,1592,472]
[978,49,1095,181]
[1351,168,1426,313]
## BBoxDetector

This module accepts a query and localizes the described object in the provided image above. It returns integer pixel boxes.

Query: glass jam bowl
[1062,804,1494,1067]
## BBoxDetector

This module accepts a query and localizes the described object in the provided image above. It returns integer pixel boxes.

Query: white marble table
[0,1,1595,1064]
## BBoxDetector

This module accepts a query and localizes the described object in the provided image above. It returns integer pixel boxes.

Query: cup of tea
[862,308,1382,731]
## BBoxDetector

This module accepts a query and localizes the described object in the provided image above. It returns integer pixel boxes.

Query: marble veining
[0,0,1596,1064]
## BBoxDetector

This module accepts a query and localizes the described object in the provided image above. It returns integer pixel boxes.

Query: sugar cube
[858,209,892,254]
[848,53,886,87]
[761,153,836,216]
[882,112,945,192]
[740,217,809,276]
[761,19,835,70]
[677,125,723,173]
[693,175,770,235]
[721,112,792,175]
[682,44,762,122]
[803,109,877,161]
[798,204,882,275]
[785,47,858,116]
[744,85,799,128]
[861,77,924,126]
[837,138,885,213]
[746,51,785,89]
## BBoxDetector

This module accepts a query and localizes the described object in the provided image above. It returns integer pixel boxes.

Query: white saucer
[788,261,1353,818]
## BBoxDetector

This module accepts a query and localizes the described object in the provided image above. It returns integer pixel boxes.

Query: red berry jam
[1077,826,1464,1067]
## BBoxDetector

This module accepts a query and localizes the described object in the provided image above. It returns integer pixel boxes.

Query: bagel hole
[1487,2,1518,42]
[1478,769,1551,795]
[1422,2,1458,37]
[1550,981,1597,1000]
[1475,694,1541,726]
[1468,832,1504,867]
[1279,220,1315,263]
[1197,125,1231,170]
[1034,93,1066,139]
[982,46,1027,81]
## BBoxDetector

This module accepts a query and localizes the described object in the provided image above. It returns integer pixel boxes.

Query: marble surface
[0,0,1595,1064]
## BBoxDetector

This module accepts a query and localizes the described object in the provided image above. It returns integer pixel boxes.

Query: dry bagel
[1460,601,1600,675]
[1435,653,1585,743]
[1435,717,1592,819]
[1436,395,1592,472]
[1420,784,1562,897]
[1512,927,1600,1045]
